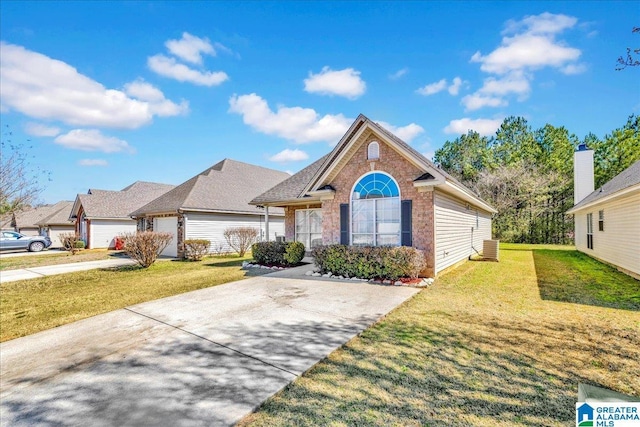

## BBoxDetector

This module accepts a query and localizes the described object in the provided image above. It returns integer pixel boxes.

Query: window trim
[349,171,401,246]
[598,210,604,232]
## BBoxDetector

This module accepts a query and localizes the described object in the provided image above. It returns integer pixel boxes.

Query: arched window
[367,141,380,160]
[351,172,400,246]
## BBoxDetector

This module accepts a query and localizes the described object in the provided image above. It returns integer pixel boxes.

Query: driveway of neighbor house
[0,266,419,427]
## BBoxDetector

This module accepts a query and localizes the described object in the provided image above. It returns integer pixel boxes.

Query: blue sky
[1,1,639,204]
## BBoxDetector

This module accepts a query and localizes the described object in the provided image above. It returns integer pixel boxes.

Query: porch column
[264,206,270,241]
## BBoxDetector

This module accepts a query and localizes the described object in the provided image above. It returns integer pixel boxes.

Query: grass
[239,245,640,427]
[0,249,121,271]
[0,255,267,342]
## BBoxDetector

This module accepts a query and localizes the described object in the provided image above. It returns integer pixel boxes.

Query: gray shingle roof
[571,159,640,211]
[132,159,290,217]
[250,155,329,205]
[76,181,175,219]
[251,114,491,208]
[36,201,74,226]
[13,201,73,229]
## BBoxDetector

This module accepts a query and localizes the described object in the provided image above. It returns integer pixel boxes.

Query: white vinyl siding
[90,220,137,249]
[154,216,178,257]
[573,191,640,277]
[47,225,75,248]
[434,191,492,274]
[185,213,284,254]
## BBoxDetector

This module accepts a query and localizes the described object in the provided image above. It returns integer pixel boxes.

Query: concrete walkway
[0,258,137,283]
[0,266,419,426]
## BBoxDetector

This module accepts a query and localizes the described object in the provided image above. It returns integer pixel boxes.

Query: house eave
[566,183,640,214]
[441,180,498,214]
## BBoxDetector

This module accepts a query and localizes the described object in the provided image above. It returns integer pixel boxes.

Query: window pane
[310,233,323,248]
[296,210,307,233]
[352,234,374,246]
[309,210,322,232]
[377,234,399,246]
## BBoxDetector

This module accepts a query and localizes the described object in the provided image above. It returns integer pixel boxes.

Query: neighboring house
[70,181,175,249]
[567,145,640,279]
[131,159,290,258]
[251,114,497,277]
[7,201,72,239]
[36,200,75,248]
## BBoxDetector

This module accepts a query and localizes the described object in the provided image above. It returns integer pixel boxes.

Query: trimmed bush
[252,241,306,266]
[284,241,305,265]
[74,240,86,249]
[312,245,426,281]
[184,239,210,261]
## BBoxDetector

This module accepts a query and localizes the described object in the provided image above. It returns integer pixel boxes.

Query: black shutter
[401,200,412,246]
[340,203,349,245]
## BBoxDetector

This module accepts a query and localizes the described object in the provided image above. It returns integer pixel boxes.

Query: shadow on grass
[239,312,640,426]
[532,249,640,311]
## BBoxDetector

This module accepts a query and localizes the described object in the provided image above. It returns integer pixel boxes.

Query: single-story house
[567,145,640,279]
[131,159,290,258]
[251,114,497,277]
[70,181,175,249]
[36,200,75,248]
[5,201,73,240]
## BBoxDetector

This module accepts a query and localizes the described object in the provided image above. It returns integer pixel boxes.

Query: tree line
[433,115,640,244]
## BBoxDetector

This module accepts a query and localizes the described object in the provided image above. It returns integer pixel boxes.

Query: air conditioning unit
[275,235,286,243]
[483,239,499,261]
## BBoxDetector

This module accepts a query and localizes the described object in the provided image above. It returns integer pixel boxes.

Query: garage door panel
[154,217,178,257]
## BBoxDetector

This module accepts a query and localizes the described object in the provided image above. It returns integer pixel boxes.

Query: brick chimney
[574,142,594,205]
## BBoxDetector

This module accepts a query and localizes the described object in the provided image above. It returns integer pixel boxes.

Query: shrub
[121,231,173,268]
[224,227,259,257]
[59,232,83,255]
[312,245,426,280]
[252,241,306,266]
[284,241,305,265]
[184,239,210,261]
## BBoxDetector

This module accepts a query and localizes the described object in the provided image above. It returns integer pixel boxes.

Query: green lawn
[239,244,640,427]
[0,249,121,271]
[0,255,267,342]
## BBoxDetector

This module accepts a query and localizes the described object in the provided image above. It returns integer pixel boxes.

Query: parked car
[0,230,52,252]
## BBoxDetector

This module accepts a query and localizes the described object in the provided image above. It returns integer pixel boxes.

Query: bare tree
[121,231,173,268]
[223,227,259,257]
[1,126,50,215]
[616,27,640,70]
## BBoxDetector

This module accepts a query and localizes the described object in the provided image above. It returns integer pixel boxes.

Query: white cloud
[448,77,463,95]
[389,68,409,80]
[444,118,503,137]
[416,79,447,96]
[461,94,507,111]
[304,67,366,99]
[24,122,61,137]
[464,13,583,111]
[269,148,309,163]
[417,77,463,96]
[375,121,424,143]
[148,54,229,86]
[54,129,134,153]
[78,159,108,167]
[0,42,186,129]
[165,32,216,65]
[228,93,351,144]
[124,79,189,116]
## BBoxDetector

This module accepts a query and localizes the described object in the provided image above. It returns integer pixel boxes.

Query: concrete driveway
[0,269,419,426]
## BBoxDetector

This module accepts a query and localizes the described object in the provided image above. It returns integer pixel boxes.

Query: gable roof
[251,114,496,213]
[12,201,73,229]
[71,181,175,219]
[36,201,75,226]
[567,159,640,214]
[131,159,290,217]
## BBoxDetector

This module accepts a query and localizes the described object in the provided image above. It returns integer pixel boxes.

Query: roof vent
[576,142,589,151]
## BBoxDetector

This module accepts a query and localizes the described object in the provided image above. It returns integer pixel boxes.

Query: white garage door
[154,217,178,257]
